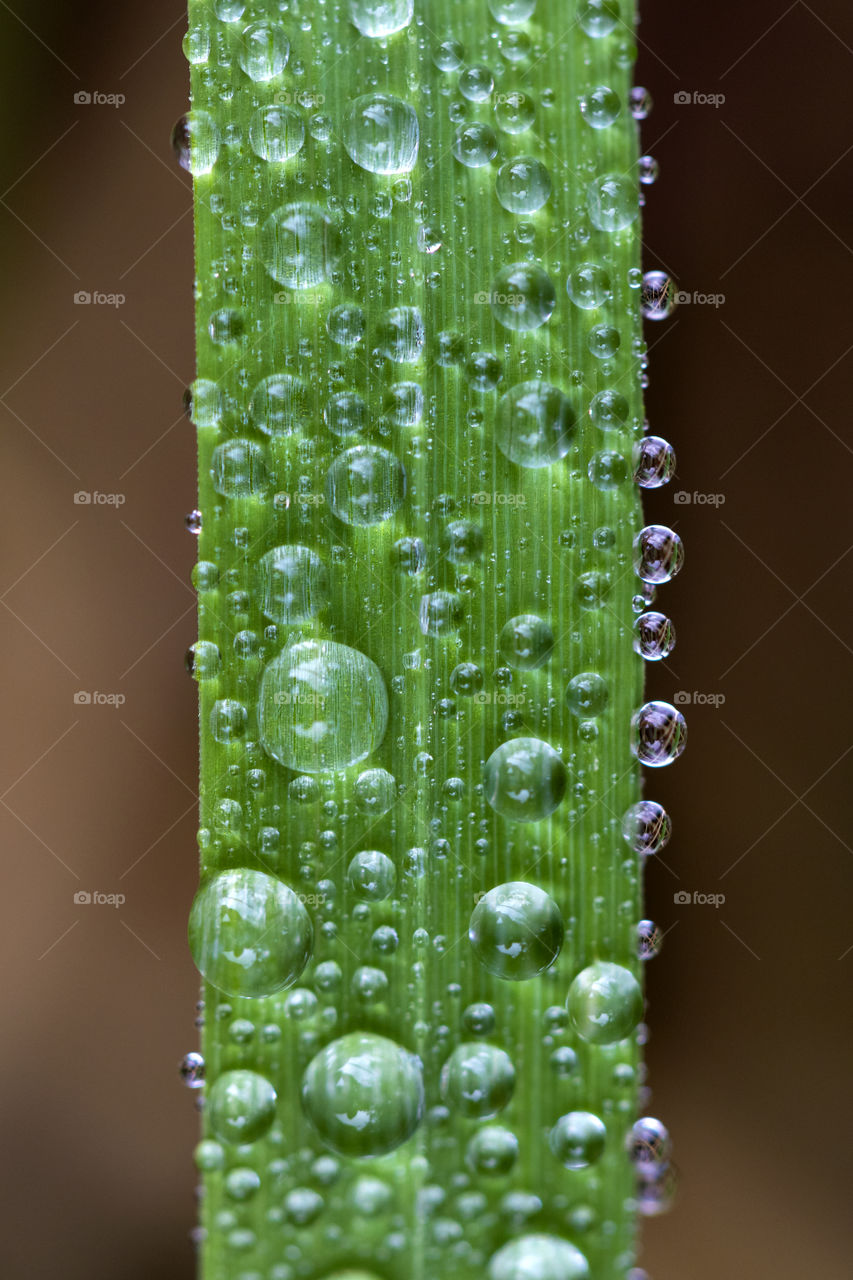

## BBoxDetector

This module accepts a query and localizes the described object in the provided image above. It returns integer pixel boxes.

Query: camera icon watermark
[74,490,126,506]
[73,889,126,907]
[74,290,125,307]
[673,90,725,108]
[673,490,725,507]
[473,290,524,306]
[273,89,325,108]
[673,889,726,908]
[673,690,726,708]
[73,90,126,108]
[73,690,126,707]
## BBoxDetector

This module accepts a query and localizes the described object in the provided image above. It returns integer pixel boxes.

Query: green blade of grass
[181,2,682,1277]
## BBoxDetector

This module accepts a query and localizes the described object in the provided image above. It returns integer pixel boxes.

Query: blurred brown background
[0,2,850,1277]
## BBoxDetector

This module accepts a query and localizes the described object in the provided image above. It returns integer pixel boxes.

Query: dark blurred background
[0,2,850,1277]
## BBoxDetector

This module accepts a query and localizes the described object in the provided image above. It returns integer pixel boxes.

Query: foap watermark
[74,490,126,506]
[673,690,726,708]
[274,291,325,306]
[273,691,323,707]
[473,290,524,307]
[674,289,725,308]
[74,290,126,308]
[274,492,325,509]
[74,90,126,108]
[273,89,325,107]
[470,491,527,507]
[673,490,725,507]
[73,690,126,707]
[471,691,526,707]
[674,889,726,908]
[74,890,126,908]
[673,90,725,108]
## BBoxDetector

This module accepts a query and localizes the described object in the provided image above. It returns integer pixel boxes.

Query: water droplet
[632,700,687,767]
[641,270,676,320]
[207,1068,277,1144]
[186,640,221,681]
[208,308,244,345]
[325,391,367,437]
[499,614,554,668]
[213,0,245,20]
[256,545,329,624]
[326,445,406,525]
[633,435,675,486]
[419,590,462,636]
[210,698,247,743]
[466,351,504,391]
[491,264,556,331]
[637,919,663,960]
[629,86,653,119]
[185,510,202,535]
[629,1115,672,1171]
[327,303,366,347]
[567,262,611,309]
[354,768,396,816]
[467,1125,518,1175]
[385,381,424,425]
[580,85,621,129]
[489,1234,590,1280]
[171,111,220,175]
[567,961,643,1044]
[194,1138,224,1170]
[578,0,620,38]
[495,380,574,467]
[249,104,305,162]
[301,1032,424,1156]
[633,611,676,660]
[588,323,620,359]
[180,1051,205,1088]
[459,65,495,102]
[433,40,465,71]
[182,26,210,65]
[462,1001,496,1035]
[589,388,629,433]
[443,519,484,564]
[349,0,413,37]
[566,672,608,717]
[549,1111,607,1169]
[237,21,290,81]
[633,524,684,583]
[495,90,536,133]
[450,662,484,696]
[376,306,425,362]
[441,1043,515,1117]
[260,202,340,289]
[484,739,567,823]
[588,449,627,489]
[452,122,499,168]
[470,881,563,978]
[587,174,638,232]
[489,0,537,22]
[392,536,427,574]
[250,374,306,436]
[499,30,533,61]
[188,868,312,997]
[348,850,396,901]
[495,156,551,214]
[211,439,270,498]
[259,639,388,773]
[343,94,419,174]
[184,378,222,428]
[638,154,659,185]
[621,800,672,854]
[418,224,442,254]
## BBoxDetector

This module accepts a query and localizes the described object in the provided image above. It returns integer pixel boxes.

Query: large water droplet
[207,1068,277,1144]
[488,1234,590,1280]
[567,961,642,1044]
[499,614,554,668]
[260,202,340,289]
[549,1111,607,1169]
[440,1043,516,1117]
[376,306,425,362]
[633,435,675,487]
[621,800,672,854]
[566,672,608,717]
[470,881,563,978]
[641,270,676,320]
[495,380,574,466]
[259,639,388,772]
[495,156,551,213]
[211,439,270,498]
[452,122,499,167]
[485,738,567,821]
[327,303,366,347]
[302,1032,424,1156]
[343,94,419,174]
[631,700,687,766]
[188,868,312,997]
[326,445,406,525]
[249,104,305,162]
[567,261,611,309]
[171,111,220,175]
[249,373,306,436]
[580,85,621,129]
[587,174,638,231]
[237,21,290,81]
[633,611,676,660]
[491,262,556,331]
[633,524,684,583]
[349,0,413,37]
[348,849,396,901]
[256,545,329,623]
[488,0,537,23]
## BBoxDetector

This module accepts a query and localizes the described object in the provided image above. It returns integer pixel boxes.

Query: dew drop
[637,919,663,960]
[237,21,290,82]
[188,868,312,998]
[327,303,366,347]
[633,524,684,583]
[259,639,388,773]
[452,122,499,168]
[579,85,621,129]
[633,611,676,660]
[171,111,220,175]
[207,1069,277,1144]
[376,306,425,362]
[566,672,608,717]
[211,439,270,498]
[587,174,638,232]
[301,1032,424,1156]
[629,1115,672,1170]
[631,700,687,766]
[325,391,367,437]
[249,105,305,162]
[549,1111,607,1169]
[588,449,627,489]
[349,0,413,38]
[469,881,563,978]
[578,0,620,38]
[567,961,642,1044]
[491,263,556,331]
[488,1234,590,1280]
[495,380,574,467]
[260,202,340,289]
[250,373,306,436]
[589,389,629,433]
[440,1043,516,1117]
[499,614,554,668]
[567,262,611,309]
[256,545,329,624]
[641,270,676,320]
[633,435,676,486]
[343,94,419,174]
[467,1125,518,1176]
[629,86,653,119]
[494,90,536,133]
[495,156,551,213]
[638,154,659,185]
[459,65,495,102]
[326,445,406,525]
[621,800,672,854]
[348,850,396,901]
[180,1051,205,1088]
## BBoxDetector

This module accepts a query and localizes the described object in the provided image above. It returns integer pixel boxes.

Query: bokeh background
[1,2,850,1277]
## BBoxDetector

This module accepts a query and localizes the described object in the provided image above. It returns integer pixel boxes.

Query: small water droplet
[632,700,687,766]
